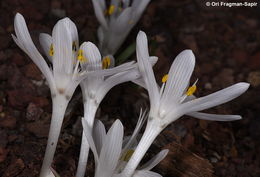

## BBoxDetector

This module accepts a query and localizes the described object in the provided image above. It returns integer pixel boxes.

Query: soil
[0,0,259,177]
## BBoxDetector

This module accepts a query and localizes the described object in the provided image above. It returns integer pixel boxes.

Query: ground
[0,0,259,176]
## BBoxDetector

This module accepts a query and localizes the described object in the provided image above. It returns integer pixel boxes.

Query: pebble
[204,82,212,90]
[26,103,43,121]
[247,71,260,87]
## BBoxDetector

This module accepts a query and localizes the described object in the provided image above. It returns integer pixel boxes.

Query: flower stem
[40,94,69,177]
[121,120,162,177]
[76,100,97,177]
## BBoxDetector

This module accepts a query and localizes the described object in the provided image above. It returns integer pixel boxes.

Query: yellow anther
[108,5,115,15]
[72,41,77,52]
[162,74,168,83]
[77,49,87,63]
[49,43,54,56]
[186,85,197,96]
[102,56,111,69]
[122,149,135,162]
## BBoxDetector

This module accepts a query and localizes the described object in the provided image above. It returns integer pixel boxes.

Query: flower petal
[133,56,158,88]
[81,118,99,164]
[39,33,53,62]
[136,31,160,110]
[92,0,108,29]
[80,42,102,71]
[132,0,151,20]
[133,170,162,177]
[123,0,130,8]
[96,120,124,177]
[113,7,132,33]
[175,82,250,116]
[123,109,148,152]
[139,149,168,170]
[52,18,74,75]
[160,50,195,111]
[187,112,242,121]
[93,119,106,154]
[12,13,55,92]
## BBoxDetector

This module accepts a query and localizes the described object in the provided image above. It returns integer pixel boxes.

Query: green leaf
[116,42,136,65]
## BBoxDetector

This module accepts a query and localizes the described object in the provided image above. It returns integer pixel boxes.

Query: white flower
[13,13,88,177]
[12,13,87,99]
[136,31,249,125]
[120,31,250,177]
[76,42,157,177]
[92,0,151,55]
[82,110,167,177]
[76,41,142,177]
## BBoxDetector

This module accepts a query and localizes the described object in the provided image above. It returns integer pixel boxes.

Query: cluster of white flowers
[11,1,249,177]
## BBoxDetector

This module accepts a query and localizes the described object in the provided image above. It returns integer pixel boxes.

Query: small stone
[247,71,260,87]
[210,157,218,163]
[26,103,43,121]
[204,82,212,89]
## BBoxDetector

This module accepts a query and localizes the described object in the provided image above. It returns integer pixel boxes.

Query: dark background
[0,0,259,176]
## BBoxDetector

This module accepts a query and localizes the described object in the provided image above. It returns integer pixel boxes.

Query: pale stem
[40,94,69,177]
[76,99,98,177]
[121,120,162,177]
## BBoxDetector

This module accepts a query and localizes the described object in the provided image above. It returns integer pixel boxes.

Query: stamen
[122,149,135,162]
[107,5,115,15]
[162,74,168,83]
[77,49,87,63]
[186,79,198,96]
[102,56,111,69]
[186,85,197,96]
[72,41,77,52]
[49,43,54,56]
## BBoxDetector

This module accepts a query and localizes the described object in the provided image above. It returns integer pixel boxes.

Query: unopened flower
[92,0,151,55]
[120,31,250,177]
[82,110,167,177]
